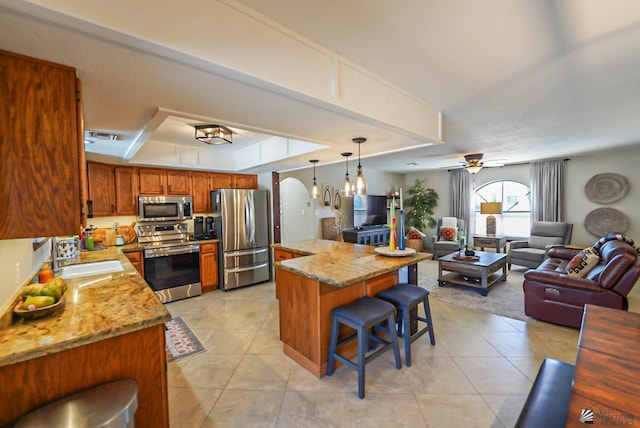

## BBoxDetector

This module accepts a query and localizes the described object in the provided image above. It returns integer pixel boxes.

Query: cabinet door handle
[111,204,115,213]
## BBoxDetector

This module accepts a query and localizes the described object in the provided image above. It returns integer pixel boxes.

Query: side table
[473,234,508,253]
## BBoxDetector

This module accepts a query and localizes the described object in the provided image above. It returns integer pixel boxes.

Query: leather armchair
[508,221,573,269]
[523,240,640,328]
[431,217,465,259]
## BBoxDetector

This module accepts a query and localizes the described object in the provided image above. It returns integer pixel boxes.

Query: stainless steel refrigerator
[212,189,271,290]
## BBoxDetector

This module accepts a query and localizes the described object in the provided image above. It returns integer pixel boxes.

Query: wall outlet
[15,262,21,284]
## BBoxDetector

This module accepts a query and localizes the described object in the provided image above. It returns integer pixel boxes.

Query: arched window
[474,180,531,237]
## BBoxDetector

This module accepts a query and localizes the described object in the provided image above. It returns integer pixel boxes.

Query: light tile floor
[164,274,592,428]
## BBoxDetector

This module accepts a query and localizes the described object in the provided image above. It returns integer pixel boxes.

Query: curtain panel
[530,159,564,221]
[450,169,472,235]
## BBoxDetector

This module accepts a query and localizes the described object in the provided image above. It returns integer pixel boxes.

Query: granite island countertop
[273,239,431,287]
[0,245,170,367]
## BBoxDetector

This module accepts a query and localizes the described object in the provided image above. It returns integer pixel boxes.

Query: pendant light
[341,152,353,197]
[352,137,367,195]
[309,159,320,199]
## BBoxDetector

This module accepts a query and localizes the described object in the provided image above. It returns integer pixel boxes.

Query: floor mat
[165,316,207,363]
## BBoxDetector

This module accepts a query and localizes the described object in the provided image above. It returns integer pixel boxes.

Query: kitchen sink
[60,260,124,279]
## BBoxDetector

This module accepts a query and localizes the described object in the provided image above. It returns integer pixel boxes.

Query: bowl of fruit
[14,278,68,321]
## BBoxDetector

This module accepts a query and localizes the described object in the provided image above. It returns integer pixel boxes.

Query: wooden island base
[276,269,398,377]
[0,325,168,427]
[273,240,430,378]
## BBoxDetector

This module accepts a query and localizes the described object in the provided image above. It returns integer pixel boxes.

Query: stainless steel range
[137,222,201,303]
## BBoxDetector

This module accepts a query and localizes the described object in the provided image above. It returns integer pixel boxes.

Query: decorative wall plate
[584,173,629,204]
[585,207,629,237]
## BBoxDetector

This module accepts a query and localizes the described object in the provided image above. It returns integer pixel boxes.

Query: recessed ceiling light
[87,131,118,141]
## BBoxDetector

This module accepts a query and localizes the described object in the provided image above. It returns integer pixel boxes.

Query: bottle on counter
[38,261,54,284]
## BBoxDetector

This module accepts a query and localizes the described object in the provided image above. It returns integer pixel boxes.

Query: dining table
[565,304,640,426]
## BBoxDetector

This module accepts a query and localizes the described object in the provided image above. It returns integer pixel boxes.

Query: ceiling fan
[446,153,505,174]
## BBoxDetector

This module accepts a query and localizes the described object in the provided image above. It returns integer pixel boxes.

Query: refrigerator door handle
[224,247,269,258]
[244,191,255,245]
[226,263,269,274]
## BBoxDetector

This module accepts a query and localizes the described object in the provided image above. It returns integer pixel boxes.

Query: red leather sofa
[523,240,640,328]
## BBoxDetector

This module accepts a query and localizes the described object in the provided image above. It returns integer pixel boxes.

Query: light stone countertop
[273,239,431,287]
[0,245,170,367]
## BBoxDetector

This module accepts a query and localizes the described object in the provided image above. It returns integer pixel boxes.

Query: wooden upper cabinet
[0,50,82,239]
[139,168,166,195]
[209,173,233,190]
[166,169,191,195]
[114,167,139,215]
[191,171,210,213]
[233,174,258,189]
[87,162,115,217]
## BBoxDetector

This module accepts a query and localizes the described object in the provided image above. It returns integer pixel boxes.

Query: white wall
[0,239,51,312]
[406,147,640,248]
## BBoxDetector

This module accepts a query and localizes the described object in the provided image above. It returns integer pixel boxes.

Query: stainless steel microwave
[138,195,193,222]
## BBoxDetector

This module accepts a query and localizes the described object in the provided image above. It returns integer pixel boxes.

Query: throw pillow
[566,247,600,278]
[440,227,457,241]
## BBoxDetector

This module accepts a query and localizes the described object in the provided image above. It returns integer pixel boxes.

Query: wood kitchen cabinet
[87,163,139,217]
[124,250,144,276]
[86,162,258,217]
[233,173,258,189]
[87,162,115,217]
[139,168,166,195]
[274,248,298,262]
[209,173,257,191]
[191,171,211,213]
[114,166,139,215]
[166,169,191,195]
[209,172,233,190]
[139,168,190,196]
[0,49,83,239]
[200,243,219,292]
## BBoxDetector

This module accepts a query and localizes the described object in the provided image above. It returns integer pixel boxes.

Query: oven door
[144,244,201,303]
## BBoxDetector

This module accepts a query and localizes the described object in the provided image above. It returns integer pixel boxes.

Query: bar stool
[377,283,435,366]
[327,297,402,399]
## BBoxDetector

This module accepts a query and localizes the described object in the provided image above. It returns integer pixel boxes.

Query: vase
[398,210,405,250]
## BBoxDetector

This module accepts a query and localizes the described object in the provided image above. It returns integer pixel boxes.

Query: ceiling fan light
[465,165,483,174]
[195,124,233,145]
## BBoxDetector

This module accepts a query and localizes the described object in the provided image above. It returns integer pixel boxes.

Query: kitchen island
[0,246,170,427]
[273,239,430,377]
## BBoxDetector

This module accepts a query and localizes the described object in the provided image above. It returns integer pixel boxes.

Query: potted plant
[404,179,438,251]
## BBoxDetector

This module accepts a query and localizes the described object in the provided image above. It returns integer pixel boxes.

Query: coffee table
[438,250,508,296]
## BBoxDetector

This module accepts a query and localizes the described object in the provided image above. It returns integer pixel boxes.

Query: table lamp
[480,202,502,235]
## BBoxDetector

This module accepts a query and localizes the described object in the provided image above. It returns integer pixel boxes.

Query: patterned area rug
[417,259,533,322]
[165,316,207,363]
